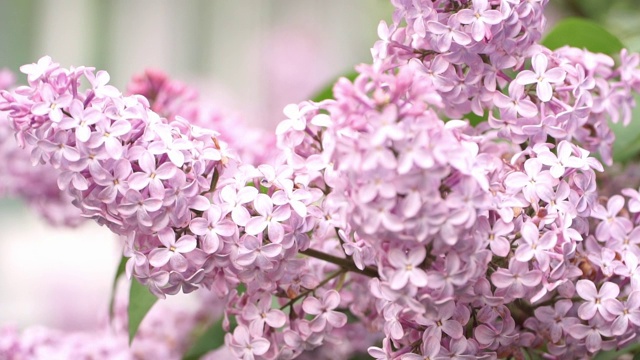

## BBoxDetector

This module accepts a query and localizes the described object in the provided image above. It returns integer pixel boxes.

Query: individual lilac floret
[516,53,567,102]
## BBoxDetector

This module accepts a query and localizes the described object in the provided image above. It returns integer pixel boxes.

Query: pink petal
[245,217,268,236]
[323,290,341,309]
[536,81,553,102]
[302,296,323,315]
[148,248,172,268]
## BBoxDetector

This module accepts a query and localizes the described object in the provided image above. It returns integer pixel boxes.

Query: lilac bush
[2,0,640,359]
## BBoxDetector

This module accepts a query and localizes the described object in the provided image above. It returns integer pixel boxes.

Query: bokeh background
[0,0,638,335]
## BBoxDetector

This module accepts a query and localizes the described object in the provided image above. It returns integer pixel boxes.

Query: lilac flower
[567,316,612,353]
[147,132,193,167]
[91,159,132,203]
[535,141,586,179]
[534,299,579,343]
[36,131,81,167]
[457,0,503,41]
[419,301,464,341]
[302,290,348,332]
[188,205,235,254]
[87,119,132,159]
[400,336,441,360]
[58,99,103,142]
[516,53,566,102]
[20,55,55,82]
[474,316,518,349]
[243,294,287,333]
[590,195,632,241]
[220,184,258,226]
[148,229,197,272]
[427,17,471,52]
[236,235,283,270]
[575,280,620,321]
[128,151,177,198]
[608,291,640,336]
[491,259,542,299]
[244,194,291,244]
[476,216,513,257]
[514,221,556,271]
[117,189,163,228]
[387,247,429,290]
[226,325,270,360]
[494,82,538,118]
[504,158,557,203]
[368,337,394,360]
[30,84,72,122]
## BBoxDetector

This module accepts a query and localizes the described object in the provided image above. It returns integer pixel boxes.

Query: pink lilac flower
[302,290,348,332]
[516,53,566,102]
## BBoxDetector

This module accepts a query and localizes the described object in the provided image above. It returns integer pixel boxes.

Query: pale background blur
[0,0,392,331]
[0,0,638,333]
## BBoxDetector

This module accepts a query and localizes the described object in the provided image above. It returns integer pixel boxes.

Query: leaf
[464,111,487,127]
[611,94,640,163]
[109,256,127,318]
[182,318,225,360]
[128,278,158,344]
[593,342,640,360]
[542,17,624,54]
[311,71,359,102]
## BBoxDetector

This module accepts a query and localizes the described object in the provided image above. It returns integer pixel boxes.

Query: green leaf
[464,111,488,127]
[593,342,640,360]
[311,71,359,102]
[542,17,624,54]
[182,318,225,360]
[611,94,640,163]
[128,278,158,344]
[109,256,127,318]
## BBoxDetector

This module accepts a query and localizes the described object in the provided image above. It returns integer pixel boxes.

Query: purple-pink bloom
[226,325,270,360]
[491,259,542,299]
[516,53,566,102]
[387,247,428,290]
[457,0,503,41]
[302,290,348,332]
[148,229,197,272]
[575,280,620,321]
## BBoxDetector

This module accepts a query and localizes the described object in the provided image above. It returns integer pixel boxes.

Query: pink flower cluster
[2,0,640,359]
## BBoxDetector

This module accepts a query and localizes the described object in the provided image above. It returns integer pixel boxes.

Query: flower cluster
[3,0,640,359]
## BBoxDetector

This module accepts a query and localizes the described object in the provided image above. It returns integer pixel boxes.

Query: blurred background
[0,0,638,334]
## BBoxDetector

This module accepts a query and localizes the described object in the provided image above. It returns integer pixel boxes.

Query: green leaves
[182,318,226,360]
[109,256,127,317]
[128,278,158,344]
[610,95,640,163]
[593,342,640,360]
[542,17,624,54]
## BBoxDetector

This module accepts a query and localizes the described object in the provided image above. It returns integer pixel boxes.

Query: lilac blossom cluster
[3,0,640,359]
[271,0,640,358]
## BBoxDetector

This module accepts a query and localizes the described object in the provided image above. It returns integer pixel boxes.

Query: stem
[280,269,345,309]
[300,248,379,278]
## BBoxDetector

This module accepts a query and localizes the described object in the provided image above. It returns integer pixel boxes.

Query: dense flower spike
[3,1,640,359]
